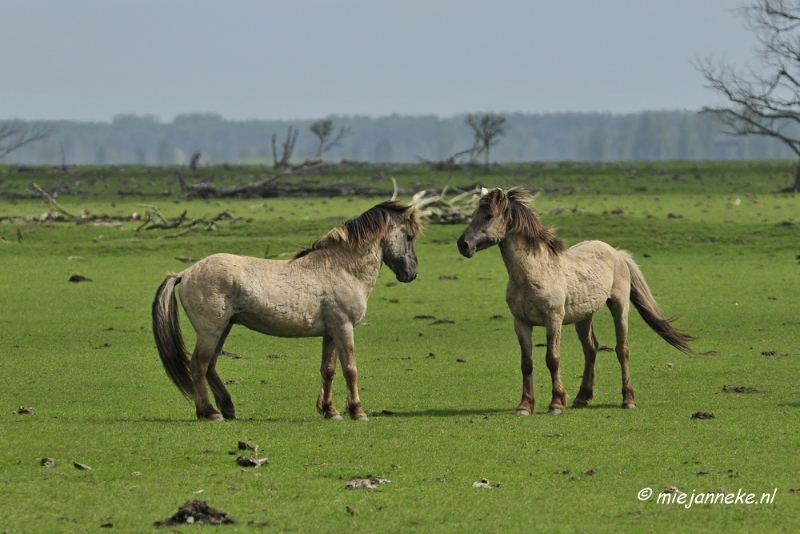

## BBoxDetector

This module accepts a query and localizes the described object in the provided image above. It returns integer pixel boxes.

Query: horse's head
[382,203,421,283]
[458,187,565,258]
[457,187,509,258]
[294,201,421,282]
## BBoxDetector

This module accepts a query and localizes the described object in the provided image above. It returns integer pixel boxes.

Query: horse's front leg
[331,324,368,421]
[316,335,342,420]
[513,318,535,416]
[545,314,567,415]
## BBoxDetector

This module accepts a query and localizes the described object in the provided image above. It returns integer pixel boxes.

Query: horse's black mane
[293,201,420,259]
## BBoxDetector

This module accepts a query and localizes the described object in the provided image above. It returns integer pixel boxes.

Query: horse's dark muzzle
[396,269,417,283]
[457,237,475,258]
[388,256,417,283]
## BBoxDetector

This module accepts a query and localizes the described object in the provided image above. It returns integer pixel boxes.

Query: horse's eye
[406,234,413,242]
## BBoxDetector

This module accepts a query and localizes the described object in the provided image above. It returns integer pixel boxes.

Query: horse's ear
[480,187,489,197]
[494,187,506,198]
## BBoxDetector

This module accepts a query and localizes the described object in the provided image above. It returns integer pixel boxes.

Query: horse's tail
[622,251,695,354]
[152,273,194,397]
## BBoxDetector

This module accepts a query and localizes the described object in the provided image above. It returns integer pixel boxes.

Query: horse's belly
[233,306,326,338]
[507,292,605,327]
[234,312,325,338]
[562,308,598,325]
[562,289,608,324]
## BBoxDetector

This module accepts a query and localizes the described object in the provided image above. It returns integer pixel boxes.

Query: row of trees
[6,0,800,189]
[3,110,792,167]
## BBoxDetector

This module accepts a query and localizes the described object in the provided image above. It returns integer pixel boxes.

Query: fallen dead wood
[179,161,327,199]
[2,210,143,224]
[142,210,187,230]
[204,210,236,231]
[134,204,239,232]
[180,177,406,199]
[31,183,75,218]
[1,181,83,200]
[411,186,482,224]
[417,147,477,171]
[3,204,248,234]
[178,167,414,199]
[182,178,280,199]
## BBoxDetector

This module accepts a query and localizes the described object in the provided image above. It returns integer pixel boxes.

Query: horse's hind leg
[205,324,236,419]
[190,331,228,421]
[573,317,598,408]
[608,299,636,408]
[316,335,342,420]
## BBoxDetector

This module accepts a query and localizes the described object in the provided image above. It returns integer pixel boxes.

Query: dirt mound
[155,500,235,527]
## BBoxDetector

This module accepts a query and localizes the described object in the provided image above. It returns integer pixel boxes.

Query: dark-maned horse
[152,201,422,421]
[457,187,693,415]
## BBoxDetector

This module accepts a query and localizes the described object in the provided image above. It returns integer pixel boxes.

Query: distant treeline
[4,111,795,166]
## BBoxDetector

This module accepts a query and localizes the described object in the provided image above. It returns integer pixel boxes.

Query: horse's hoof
[208,413,224,421]
[622,403,637,409]
[547,408,563,416]
[223,413,236,420]
[327,413,343,421]
[355,415,369,421]
[572,400,588,408]
[515,409,531,416]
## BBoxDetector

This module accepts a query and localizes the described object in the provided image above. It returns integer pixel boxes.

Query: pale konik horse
[457,187,693,415]
[152,201,422,421]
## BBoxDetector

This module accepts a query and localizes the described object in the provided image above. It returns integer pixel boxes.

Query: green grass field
[1,161,799,532]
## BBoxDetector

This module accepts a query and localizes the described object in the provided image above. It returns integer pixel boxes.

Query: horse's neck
[331,240,384,290]
[499,233,552,280]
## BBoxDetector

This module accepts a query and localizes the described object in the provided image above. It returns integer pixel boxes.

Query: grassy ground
[0,162,799,532]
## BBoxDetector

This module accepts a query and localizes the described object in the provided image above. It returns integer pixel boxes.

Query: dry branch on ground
[1,200,246,237]
[411,186,482,224]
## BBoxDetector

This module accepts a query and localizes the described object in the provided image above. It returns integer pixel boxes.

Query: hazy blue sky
[0,0,757,122]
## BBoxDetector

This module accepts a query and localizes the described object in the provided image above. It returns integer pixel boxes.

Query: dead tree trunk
[272,127,299,168]
[790,159,800,192]
[189,152,201,170]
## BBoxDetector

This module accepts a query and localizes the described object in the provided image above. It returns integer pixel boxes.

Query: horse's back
[566,240,629,272]
[535,240,630,324]
[181,253,291,298]
[565,239,632,302]
[567,239,617,256]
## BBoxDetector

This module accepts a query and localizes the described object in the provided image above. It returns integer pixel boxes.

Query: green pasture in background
[0,161,798,532]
